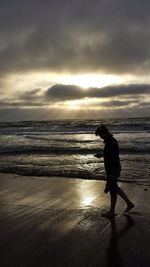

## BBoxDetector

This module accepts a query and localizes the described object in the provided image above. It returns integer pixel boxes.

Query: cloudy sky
[0,0,150,120]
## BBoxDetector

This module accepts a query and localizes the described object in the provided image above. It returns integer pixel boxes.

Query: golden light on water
[82,196,95,206]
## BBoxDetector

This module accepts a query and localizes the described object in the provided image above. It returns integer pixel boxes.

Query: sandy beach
[0,173,150,267]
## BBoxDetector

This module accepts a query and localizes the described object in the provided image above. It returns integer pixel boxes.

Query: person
[95,125,134,217]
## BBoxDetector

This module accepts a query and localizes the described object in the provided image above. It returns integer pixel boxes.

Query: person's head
[95,125,109,139]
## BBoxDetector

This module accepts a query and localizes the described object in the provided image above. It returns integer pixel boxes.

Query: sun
[58,73,125,88]
[7,72,132,97]
[67,100,81,109]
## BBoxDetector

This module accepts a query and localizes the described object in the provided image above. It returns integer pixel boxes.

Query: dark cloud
[93,100,139,108]
[1,82,149,109]
[0,83,149,120]
[1,83,149,109]
[46,83,150,101]
[0,88,44,107]
[0,0,150,75]
[45,84,84,100]
[0,108,54,121]
[0,101,46,108]
[18,88,42,101]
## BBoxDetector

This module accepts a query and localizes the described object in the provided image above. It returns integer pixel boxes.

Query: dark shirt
[104,134,121,175]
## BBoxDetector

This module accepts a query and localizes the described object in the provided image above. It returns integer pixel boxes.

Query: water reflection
[105,215,134,267]
[82,196,95,206]
[77,180,105,208]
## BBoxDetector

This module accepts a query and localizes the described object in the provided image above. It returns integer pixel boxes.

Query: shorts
[104,177,118,194]
[104,166,121,194]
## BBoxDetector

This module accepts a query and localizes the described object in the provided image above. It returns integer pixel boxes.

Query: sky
[0,0,150,120]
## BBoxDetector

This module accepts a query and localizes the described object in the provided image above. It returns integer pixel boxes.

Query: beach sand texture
[0,173,150,267]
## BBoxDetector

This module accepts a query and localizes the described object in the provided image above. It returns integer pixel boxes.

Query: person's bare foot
[102,211,116,217]
[124,202,134,213]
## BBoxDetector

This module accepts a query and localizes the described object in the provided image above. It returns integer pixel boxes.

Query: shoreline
[0,171,150,186]
[0,172,150,266]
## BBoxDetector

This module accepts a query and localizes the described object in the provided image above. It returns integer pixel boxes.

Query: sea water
[0,117,149,183]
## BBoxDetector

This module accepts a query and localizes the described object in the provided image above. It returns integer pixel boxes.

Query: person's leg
[103,178,118,216]
[117,186,134,212]
[110,191,117,214]
[102,191,117,217]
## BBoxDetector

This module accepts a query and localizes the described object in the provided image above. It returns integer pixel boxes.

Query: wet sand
[0,173,150,267]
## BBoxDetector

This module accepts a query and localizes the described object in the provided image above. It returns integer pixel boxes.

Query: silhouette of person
[95,125,134,217]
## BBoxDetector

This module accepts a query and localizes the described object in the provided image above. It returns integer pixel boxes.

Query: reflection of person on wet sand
[105,215,134,267]
[95,125,134,217]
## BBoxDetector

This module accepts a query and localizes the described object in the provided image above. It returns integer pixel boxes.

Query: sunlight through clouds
[54,73,129,88]
[0,0,150,120]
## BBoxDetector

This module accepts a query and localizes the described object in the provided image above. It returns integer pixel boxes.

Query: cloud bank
[0,83,149,120]
[45,83,150,101]
[0,0,150,76]
[0,1,150,120]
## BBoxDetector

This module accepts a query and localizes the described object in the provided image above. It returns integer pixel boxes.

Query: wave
[0,167,149,185]
[0,145,149,156]
[0,117,149,135]
[24,135,94,143]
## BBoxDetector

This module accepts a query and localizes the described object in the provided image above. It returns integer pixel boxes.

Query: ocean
[0,117,149,183]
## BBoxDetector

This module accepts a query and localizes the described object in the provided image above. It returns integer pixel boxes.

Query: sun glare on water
[82,196,95,206]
